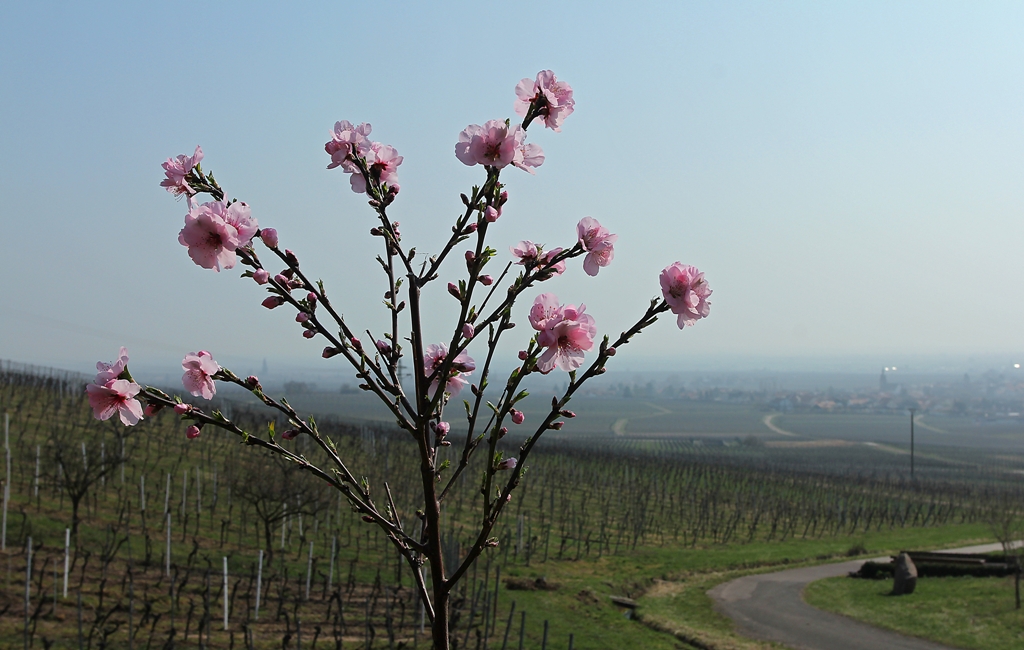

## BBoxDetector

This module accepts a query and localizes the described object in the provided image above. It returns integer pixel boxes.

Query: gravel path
[707,542,1007,650]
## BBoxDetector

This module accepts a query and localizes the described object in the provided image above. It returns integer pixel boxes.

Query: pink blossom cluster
[455,121,543,173]
[510,242,565,277]
[576,217,617,276]
[86,347,144,426]
[160,146,203,196]
[529,294,597,373]
[182,350,220,399]
[423,343,476,396]
[178,200,258,271]
[660,263,712,329]
[514,70,575,132]
[324,121,403,194]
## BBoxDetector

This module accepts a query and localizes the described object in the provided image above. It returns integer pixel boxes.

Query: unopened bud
[262,296,286,309]
[496,457,518,471]
[185,425,201,440]
[362,515,375,523]
[463,323,475,339]
[370,227,383,236]
[375,340,392,355]
[284,249,298,266]
[548,421,564,430]
[518,350,529,361]
[465,250,475,264]
[323,347,341,358]
[434,421,450,436]
[605,347,616,356]
[173,403,192,415]
[448,282,461,300]
[350,337,362,351]
[510,409,525,425]
[499,427,508,438]
[274,273,290,286]
[246,375,261,389]
[260,228,279,248]
[560,410,576,418]
[479,275,494,286]
[306,292,317,305]
[484,206,500,222]
[303,329,316,339]
[464,222,478,234]
[144,403,163,417]
[281,429,300,440]
[253,269,270,285]
[296,312,310,323]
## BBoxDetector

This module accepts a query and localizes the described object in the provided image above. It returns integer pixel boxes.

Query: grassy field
[804,573,1024,650]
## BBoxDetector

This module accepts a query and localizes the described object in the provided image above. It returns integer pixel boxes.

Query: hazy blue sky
[2,2,1023,380]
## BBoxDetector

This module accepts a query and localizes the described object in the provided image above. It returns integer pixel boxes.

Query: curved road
[708,542,1007,650]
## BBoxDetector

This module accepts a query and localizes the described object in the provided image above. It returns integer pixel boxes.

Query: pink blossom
[434,421,450,436]
[484,206,500,222]
[173,403,192,415]
[576,217,617,277]
[348,142,403,194]
[510,410,525,425]
[512,143,545,174]
[541,247,566,277]
[281,429,300,440]
[423,343,475,396]
[529,293,564,332]
[160,146,203,195]
[511,241,539,266]
[94,346,130,384]
[182,350,219,400]
[144,404,162,417]
[530,295,598,374]
[325,121,372,169]
[463,323,475,339]
[496,457,518,471]
[514,70,575,132]
[178,200,254,271]
[262,296,285,309]
[455,121,526,169]
[659,263,712,329]
[253,269,270,285]
[260,228,279,248]
[86,379,144,426]
[479,275,494,286]
[303,329,316,339]
[186,425,201,439]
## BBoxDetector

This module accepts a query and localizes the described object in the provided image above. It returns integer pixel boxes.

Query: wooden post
[328,536,336,591]
[63,528,70,598]
[3,412,9,551]
[305,541,313,600]
[223,556,229,630]
[164,473,171,515]
[140,475,145,512]
[165,513,172,577]
[24,536,32,650]
[33,446,40,498]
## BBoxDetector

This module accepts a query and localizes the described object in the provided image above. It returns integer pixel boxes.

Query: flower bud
[548,421,564,430]
[499,190,508,205]
[370,227,383,237]
[496,457,518,471]
[484,206,500,222]
[485,537,499,548]
[260,228,279,248]
[559,409,576,418]
[246,375,261,389]
[274,273,290,286]
[144,403,162,417]
[375,340,392,355]
[322,347,341,359]
[448,282,461,300]
[186,425,201,439]
[499,426,508,438]
[302,329,316,339]
[296,312,310,323]
[465,250,475,264]
[517,350,529,361]
[362,515,375,523]
[464,222,478,234]
[440,439,451,446]
[284,249,299,267]
[281,429,300,440]
[462,323,475,339]
[350,337,362,350]
[262,296,286,309]
[173,403,192,415]
[606,347,616,357]
[510,409,525,425]
[306,292,317,305]
[479,275,494,286]
[434,421,450,436]
[253,269,270,285]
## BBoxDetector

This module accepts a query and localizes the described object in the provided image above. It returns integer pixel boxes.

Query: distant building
[879,368,888,392]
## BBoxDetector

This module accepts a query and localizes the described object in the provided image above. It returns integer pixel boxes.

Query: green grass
[805,574,1024,650]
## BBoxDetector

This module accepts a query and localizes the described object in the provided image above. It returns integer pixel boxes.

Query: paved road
[708,542,1008,650]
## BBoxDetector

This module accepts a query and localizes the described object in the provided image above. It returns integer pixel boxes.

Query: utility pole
[909,407,916,478]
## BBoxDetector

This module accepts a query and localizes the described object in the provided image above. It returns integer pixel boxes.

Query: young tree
[86,71,713,649]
